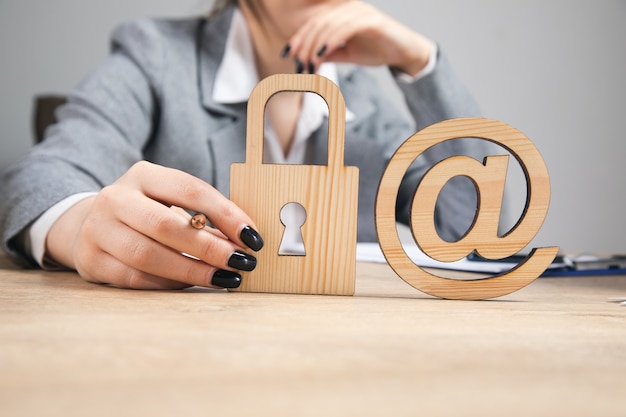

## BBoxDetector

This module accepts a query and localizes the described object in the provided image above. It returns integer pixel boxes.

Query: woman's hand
[46,161,263,290]
[285,1,434,76]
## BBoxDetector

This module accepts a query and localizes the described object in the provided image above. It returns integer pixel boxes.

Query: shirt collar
[212,8,258,104]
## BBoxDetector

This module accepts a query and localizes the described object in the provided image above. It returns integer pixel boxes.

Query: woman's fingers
[291,3,365,65]
[290,3,347,68]
[121,161,263,253]
[78,249,193,290]
[96,184,255,275]
[76,247,241,290]
[82,216,199,285]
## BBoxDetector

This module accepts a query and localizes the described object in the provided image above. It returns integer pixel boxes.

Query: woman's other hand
[285,1,434,76]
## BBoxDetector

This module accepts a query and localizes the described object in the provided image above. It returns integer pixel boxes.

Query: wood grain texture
[230,74,358,295]
[2,254,625,417]
[376,118,559,300]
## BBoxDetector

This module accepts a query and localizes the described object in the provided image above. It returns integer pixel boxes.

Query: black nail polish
[280,44,291,58]
[295,58,304,74]
[211,270,242,289]
[240,226,264,251]
[308,61,315,74]
[316,44,327,57]
[228,251,257,272]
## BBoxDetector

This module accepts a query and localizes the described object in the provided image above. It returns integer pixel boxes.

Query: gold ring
[191,213,208,229]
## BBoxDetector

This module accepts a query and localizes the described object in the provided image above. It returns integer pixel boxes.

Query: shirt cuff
[394,42,439,83]
[29,192,97,269]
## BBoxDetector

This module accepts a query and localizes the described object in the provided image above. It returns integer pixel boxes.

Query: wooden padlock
[230,74,359,295]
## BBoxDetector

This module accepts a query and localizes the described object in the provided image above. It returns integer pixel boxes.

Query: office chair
[33,95,66,143]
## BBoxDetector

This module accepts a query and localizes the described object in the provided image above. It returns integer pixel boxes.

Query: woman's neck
[238,3,294,78]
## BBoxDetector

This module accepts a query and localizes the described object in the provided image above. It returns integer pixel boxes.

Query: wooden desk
[1,253,625,417]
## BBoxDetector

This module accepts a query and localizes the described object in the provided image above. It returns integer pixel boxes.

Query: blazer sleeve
[0,19,165,265]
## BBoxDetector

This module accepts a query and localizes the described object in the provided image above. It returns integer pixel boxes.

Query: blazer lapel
[337,65,377,130]
[196,6,248,197]
[197,6,240,119]
[308,66,377,165]
[207,113,247,198]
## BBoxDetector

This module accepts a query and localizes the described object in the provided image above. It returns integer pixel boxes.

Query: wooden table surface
[1,252,625,417]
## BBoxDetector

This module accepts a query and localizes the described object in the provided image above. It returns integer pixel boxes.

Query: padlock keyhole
[278,202,307,256]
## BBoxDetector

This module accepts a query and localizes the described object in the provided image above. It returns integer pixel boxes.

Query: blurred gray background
[1,0,625,254]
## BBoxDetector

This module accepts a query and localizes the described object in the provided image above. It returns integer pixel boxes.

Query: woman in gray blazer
[0,0,484,289]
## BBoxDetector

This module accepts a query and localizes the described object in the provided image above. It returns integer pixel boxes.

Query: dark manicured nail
[316,44,327,57]
[308,61,315,74]
[211,270,242,289]
[240,226,264,251]
[228,251,257,272]
[280,44,291,58]
[295,58,304,74]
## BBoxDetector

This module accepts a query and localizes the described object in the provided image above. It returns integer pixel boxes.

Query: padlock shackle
[245,74,347,169]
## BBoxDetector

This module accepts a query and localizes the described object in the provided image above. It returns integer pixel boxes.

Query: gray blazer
[0,5,484,266]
